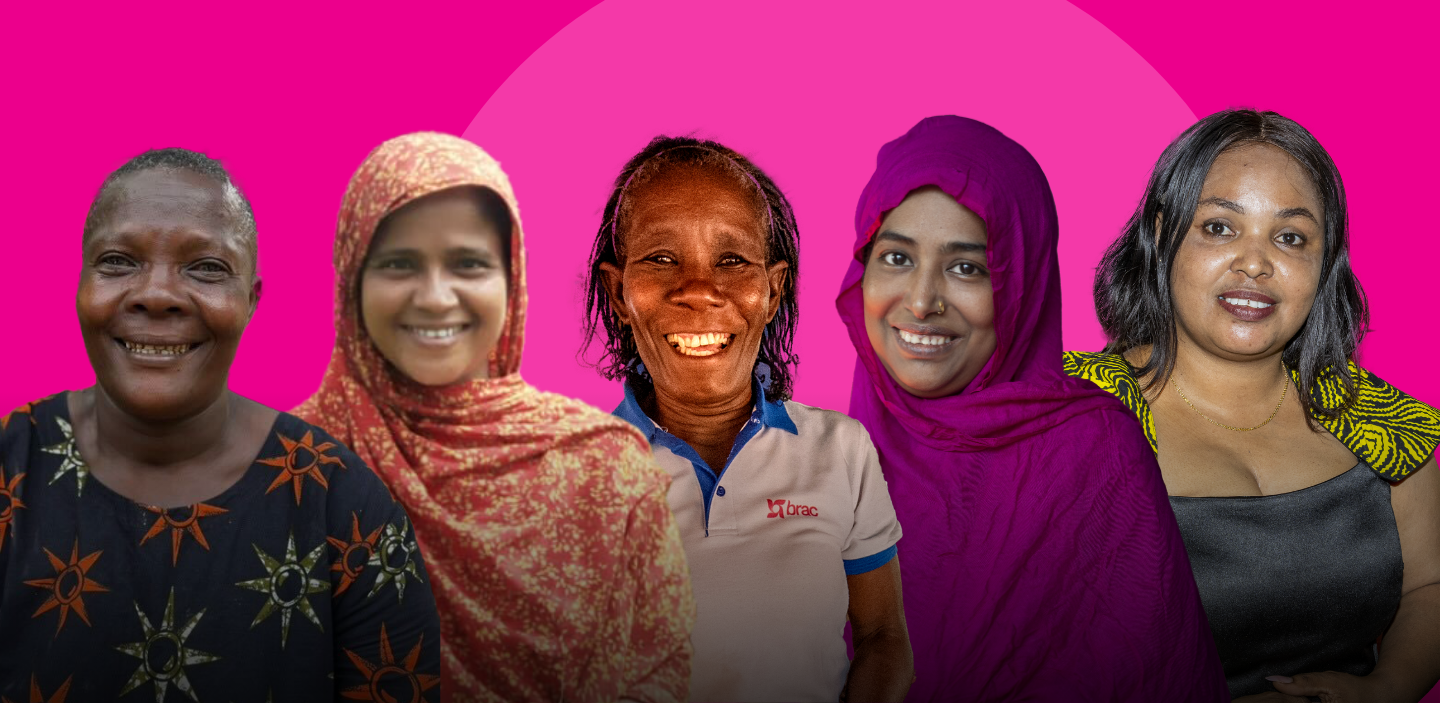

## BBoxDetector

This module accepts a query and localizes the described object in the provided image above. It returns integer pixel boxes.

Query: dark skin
[600,164,913,700]
[1133,145,1440,702]
[72,168,275,508]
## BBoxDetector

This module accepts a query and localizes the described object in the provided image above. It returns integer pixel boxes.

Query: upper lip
[400,322,471,328]
[893,323,957,337]
[1218,290,1277,305]
[114,334,203,346]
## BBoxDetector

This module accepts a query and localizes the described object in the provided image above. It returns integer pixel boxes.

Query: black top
[1169,462,1402,698]
[0,393,442,702]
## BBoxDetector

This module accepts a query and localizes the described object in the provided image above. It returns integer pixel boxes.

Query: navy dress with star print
[0,394,442,702]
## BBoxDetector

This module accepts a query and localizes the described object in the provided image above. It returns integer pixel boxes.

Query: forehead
[881,187,987,245]
[623,164,767,245]
[94,169,243,253]
[1203,143,1322,207]
[370,187,505,252]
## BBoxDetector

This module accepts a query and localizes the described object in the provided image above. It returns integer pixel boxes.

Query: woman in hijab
[838,116,1227,701]
[295,132,694,703]
[0,148,441,701]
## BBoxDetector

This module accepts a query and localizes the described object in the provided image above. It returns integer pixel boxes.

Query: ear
[249,275,263,318]
[765,260,789,323]
[597,262,630,326]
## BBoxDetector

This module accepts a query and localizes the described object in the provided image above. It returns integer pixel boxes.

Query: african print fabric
[0,394,441,702]
[1064,351,1440,481]
[293,132,694,703]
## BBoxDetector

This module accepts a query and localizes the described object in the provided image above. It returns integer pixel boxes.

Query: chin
[106,384,219,423]
[398,362,476,387]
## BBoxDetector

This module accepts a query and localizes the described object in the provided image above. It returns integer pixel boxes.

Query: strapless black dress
[1169,462,1402,698]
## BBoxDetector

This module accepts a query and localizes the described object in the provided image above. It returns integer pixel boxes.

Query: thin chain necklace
[1171,366,1289,432]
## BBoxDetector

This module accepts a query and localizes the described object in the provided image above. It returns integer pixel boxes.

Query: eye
[947,261,986,276]
[371,256,415,271]
[1276,232,1306,247]
[879,251,911,267]
[192,260,230,274]
[455,256,492,270]
[717,254,748,267]
[1202,221,1236,237]
[95,253,136,272]
[643,253,677,265]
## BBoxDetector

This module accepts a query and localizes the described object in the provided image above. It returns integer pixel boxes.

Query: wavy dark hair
[580,135,801,401]
[1095,109,1368,423]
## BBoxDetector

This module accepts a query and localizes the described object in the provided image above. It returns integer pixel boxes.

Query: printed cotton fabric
[293,132,694,703]
[0,394,441,702]
[837,116,1228,701]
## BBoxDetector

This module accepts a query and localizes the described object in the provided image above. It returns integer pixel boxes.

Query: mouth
[114,337,203,359]
[666,332,735,357]
[401,324,471,345]
[1216,290,1277,321]
[893,325,958,357]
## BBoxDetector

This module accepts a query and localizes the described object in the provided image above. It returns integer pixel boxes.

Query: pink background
[2,0,1436,696]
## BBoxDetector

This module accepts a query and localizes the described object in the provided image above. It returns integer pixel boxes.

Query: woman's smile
[666,332,735,357]
[891,323,959,357]
[1215,289,1277,322]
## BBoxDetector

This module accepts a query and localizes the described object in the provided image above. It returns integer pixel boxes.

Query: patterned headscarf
[296,132,694,702]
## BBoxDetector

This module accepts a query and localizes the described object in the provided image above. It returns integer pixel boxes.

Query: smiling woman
[294,132,695,702]
[1069,110,1440,702]
[583,136,913,702]
[0,149,442,701]
[842,116,1229,701]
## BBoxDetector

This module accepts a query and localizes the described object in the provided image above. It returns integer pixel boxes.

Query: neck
[87,388,236,468]
[647,381,755,467]
[1166,338,1290,409]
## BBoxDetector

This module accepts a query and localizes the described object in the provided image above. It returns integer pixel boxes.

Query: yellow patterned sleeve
[1063,351,1158,452]
[1298,361,1440,481]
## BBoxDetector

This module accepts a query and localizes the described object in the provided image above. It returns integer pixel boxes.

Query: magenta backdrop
[2,1,1437,697]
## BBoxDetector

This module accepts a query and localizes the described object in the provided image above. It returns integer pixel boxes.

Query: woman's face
[600,165,787,406]
[862,187,995,398]
[1170,143,1325,361]
[78,168,259,422]
[360,187,509,386]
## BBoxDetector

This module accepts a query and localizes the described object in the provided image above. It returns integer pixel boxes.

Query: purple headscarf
[838,116,1226,701]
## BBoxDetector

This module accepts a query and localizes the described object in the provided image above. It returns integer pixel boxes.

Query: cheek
[359,276,405,346]
[459,278,509,331]
[861,271,900,326]
[953,283,995,334]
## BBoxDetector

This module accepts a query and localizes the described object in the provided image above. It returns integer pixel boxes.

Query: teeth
[898,330,952,346]
[665,333,733,356]
[124,341,190,356]
[1222,297,1273,309]
[409,326,464,339]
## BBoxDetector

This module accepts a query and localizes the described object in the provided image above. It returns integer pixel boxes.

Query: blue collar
[613,376,797,440]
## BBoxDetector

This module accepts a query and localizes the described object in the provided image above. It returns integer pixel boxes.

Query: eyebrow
[1198,197,1320,224]
[1197,197,1245,214]
[874,229,985,254]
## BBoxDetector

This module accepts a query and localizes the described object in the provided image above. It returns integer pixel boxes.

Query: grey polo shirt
[615,380,902,703]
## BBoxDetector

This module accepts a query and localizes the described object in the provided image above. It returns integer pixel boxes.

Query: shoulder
[1063,351,1157,453]
[2,393,67,448]
[265,411,397,505]
[523,389,669,498]
[1309,362,1440,481]
[778,400,877,464]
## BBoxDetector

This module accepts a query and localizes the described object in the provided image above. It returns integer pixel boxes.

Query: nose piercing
[937,299,946,314]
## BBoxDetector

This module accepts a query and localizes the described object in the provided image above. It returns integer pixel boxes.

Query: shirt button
[716,486,726,497]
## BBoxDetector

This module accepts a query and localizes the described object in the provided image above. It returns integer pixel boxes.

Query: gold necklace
[1172,368,1289,432]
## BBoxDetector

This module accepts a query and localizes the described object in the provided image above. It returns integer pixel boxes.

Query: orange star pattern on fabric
[0,674,72,703]
[257,430,346,505]
[340,623,440,702]
[0,472,23,551]
[22,540,108,636]
[328,512,382,596]
[1,402,35,431]
[138,502,229,565]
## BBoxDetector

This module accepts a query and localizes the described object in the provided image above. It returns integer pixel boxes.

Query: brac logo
[766,498,818,519]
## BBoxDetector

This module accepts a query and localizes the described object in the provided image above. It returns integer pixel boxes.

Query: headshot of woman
[839,116,1228,701]
[0,149,441,700]
[293,132,694,702]
[1069,109,1440,701]
[584,136,913,702]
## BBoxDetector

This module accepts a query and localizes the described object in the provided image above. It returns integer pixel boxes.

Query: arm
[618,446,696,703]
[1270,455,1440,703]
[843,555,914,703]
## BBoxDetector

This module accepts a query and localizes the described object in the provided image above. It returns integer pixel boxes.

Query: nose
[128,265,189,315]
[902,264,944,319]
[1230,231,1274,280]
[669,261,725,310]
[412,268,460,312]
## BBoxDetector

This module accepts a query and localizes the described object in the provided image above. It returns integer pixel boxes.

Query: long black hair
[580,135,801,401]
[1094,109,1368,422]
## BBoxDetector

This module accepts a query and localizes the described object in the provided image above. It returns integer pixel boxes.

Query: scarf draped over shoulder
[838,116,1228,701]
[295,132,694,703]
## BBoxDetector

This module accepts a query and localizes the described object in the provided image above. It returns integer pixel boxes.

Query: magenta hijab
[839,116,1226,701]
